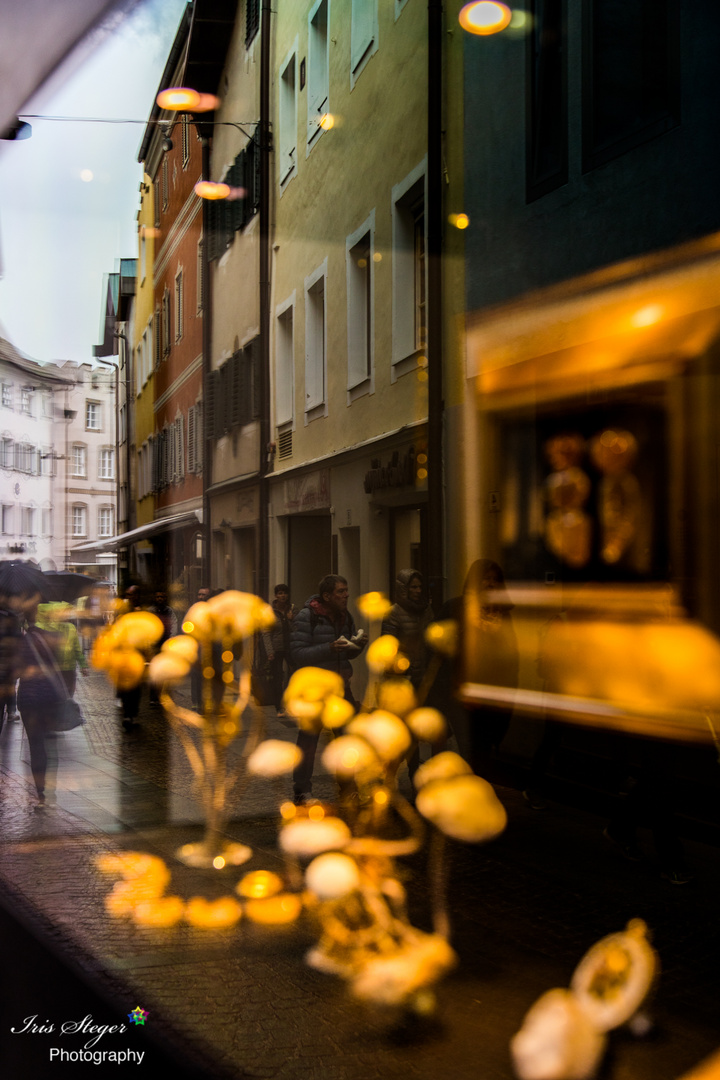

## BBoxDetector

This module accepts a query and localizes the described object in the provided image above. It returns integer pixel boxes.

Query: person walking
[35,602,88,697]
[148,590,177,706]
[17,603,66,807]
[290,574,366,803]
[262,584,296,715]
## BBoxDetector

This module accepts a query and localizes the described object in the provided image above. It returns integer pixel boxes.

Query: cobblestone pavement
[1,673,719,1079]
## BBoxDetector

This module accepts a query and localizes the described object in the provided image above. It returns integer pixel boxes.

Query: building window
[86,401,101,430]
[154,305,162,368]
[21,506,36,536]
[197,236,204,313]
[175,270,184,341]
[307,0,329,146]
[346,219,374,392]
[162,289,171,355]
[181,114,190,167]
[15,443,35,474]
[162,157,169,211]
[98,505,114,537]
[72,444,87,478]
[276,298,295,427]
[351,0,378,84]
[20,387,32,415]
[527,0,568,201]
[71,505,87,538]
[246,0,260,45]
[582,0,679,171]
[99,447,115,480]
[140,230,147,281]
[40,447,54,477]
[2,383,13,409]
[42,392,53,417]
[392,166,426,366]
[1,505,13,534]
[278,50,297,186]
[305,261,327,417]
[1,437,13,468]
[187,402,202,474]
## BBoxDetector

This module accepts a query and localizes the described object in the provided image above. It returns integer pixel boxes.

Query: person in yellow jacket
[35,602,88,697]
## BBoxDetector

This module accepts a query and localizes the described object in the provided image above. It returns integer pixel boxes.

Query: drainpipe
[258,0,272,602]
[427,0,444,611]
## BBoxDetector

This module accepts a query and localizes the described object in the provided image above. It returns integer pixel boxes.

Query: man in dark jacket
[290,574,366,803]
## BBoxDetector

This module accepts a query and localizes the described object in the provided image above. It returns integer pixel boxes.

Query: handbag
[25,631,86,731]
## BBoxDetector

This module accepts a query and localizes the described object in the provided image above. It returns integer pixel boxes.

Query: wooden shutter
[187,406,196,473]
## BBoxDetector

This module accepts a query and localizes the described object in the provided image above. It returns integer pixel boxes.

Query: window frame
[85,400,101,431]
[351,0,379,87]
[304,259,328,422]
[71,443,88,479]
[71,503,88,539]
[98,504,115,538]
[275,293,296,429]
[98,446,115,480]
[391,160,428,377]
[278,44,298,189]
[346,212,375,399]
[307,0,330,151]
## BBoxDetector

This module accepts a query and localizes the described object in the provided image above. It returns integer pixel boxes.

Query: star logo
[128,1007,149,1026]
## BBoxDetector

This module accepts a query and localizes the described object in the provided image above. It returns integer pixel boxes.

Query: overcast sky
[0,0,188,366]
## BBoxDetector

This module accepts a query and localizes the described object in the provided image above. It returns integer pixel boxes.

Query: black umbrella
[0,560,58,603]
[44,571,107,602]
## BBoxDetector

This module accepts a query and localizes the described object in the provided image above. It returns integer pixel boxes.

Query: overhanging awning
[71,510,203,555]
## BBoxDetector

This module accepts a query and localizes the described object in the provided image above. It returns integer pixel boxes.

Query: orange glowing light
[222,650,234,663]
[308,804,325,821]
[182,621,194,633]
[194,181,231,201]
[319,113,335,131]
[630,304,664,328]
[374,789,389,805]
[213,856,226,869]
[237,870,284,899]
[244,893,302,925]
[459,1,512,35]
[222,670,234,684]
[203,666,215,679]
[280,801,297,820]
[157,87,201,111]
[449,212,470,229]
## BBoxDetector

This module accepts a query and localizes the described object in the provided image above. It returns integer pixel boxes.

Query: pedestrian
[148,590,177,706]
[117,585,144,732]
[381,569,435,778]
[290,574,366,803]
[17,601,66,807]
[185,586,210,710]
[0,599,22,731]
[262,584,296,716]
[35,602,88,696]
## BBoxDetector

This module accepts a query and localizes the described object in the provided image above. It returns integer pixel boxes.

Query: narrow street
[1,672,718,1079]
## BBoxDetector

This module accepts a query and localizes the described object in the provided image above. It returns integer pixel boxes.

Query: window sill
[391,349,426,383]
[347,376,372,404]
[304,401,327,425]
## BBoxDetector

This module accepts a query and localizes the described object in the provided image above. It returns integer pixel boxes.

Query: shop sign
[284,469,330,513]
[364,448,416,494]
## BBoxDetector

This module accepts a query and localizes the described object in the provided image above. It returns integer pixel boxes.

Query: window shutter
[176,416,184,478]
[351,0,374,71]
[187,406,196,473]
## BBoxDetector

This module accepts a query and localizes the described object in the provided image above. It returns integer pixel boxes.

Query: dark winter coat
[381,570,434,689]
[290,596,362,684]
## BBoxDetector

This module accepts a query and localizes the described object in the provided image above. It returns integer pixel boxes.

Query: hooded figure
[381,569,434,689]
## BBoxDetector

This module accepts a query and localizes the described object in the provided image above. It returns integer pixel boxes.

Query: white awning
[71,509,203,554]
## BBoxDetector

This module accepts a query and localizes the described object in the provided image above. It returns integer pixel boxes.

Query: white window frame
[1,504,13,534]
[346,210,375,399]
[162,288,171,355]
[1,383,12,409]
[1,437,13,468]
[20,387,33,415]
[98,505,114,538]
[275,293,295,429]
[71,504,87,538]
[278,44,298,189]
[304,259,328,422]
[99,447,115,480]
[42,506,53,536]
[181,114,190,168]
[86,400,101,431]
[391,159,427,378]
[307,0,330,150]
[351,0,378,87]
[21,505,36,536]
[71,444,87,478]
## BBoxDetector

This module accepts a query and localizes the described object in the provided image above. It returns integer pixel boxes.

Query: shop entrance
[288,514,332,607]
[388,505,427,597]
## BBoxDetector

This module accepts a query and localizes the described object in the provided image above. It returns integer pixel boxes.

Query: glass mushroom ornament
[279,596,507,1012]
[143,590,281,867]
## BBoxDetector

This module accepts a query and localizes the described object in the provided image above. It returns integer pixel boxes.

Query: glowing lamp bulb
[459,1,512,35]
[157,87,201,111]
[194,181,230,201]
